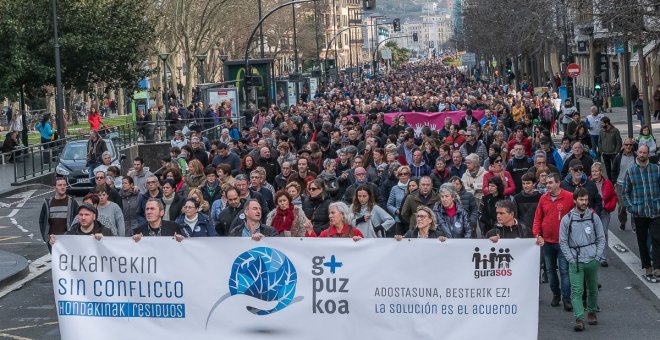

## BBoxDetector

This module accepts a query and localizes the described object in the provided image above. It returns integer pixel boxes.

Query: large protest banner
[383,110,485,136]
[52,237,539,340]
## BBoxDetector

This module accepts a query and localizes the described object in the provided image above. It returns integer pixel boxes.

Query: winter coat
[513,191,542,228]
[387,184,408,223]
[433,201,471,239]
[266,205,310,237]
[485,220,532,239]
[561,174,603,214]
[480,194,507,233]
[39,196,79,243]
[457,189,479,230]
[409,162,432,179]
[482,171,516,196]
[590,177,617,213]
[533,190,575,244]
[351,205,395,238]
[302,195,332,235]
[461,167,485,200]
[400,190,441,227]
[214,200,245,236]
[559,208,606,263]
[176,213,217,237]
[431,168,451,189]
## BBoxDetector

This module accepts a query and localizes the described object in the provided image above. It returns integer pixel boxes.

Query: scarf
[272,204,295,233]
[162,194,175,220]
[184,214,199,230]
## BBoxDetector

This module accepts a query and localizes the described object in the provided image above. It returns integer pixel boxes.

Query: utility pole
[50,0,65,139]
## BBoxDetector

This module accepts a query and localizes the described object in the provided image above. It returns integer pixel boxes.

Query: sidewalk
[575,96,658,138]
[0,250,28,288]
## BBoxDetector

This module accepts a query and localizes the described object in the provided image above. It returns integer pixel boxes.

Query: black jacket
[216,201,246,236]
[560,175,603,214]
[302,195,332,235]
[403,228,444,238]
[133,220,182,237]
[485,220,532,239]
[611,151,637,184]
[67,221,114,236]
[164,193,186,221]
[513,191,542,227]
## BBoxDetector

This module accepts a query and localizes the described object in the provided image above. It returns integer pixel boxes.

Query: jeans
[87,162,100,178]
[614,184,634,229]
[633,216,660,270]
[599,211,610,262]
[601,153,616,180]
[543,242,571,300]
[569,260,599,320]
[590,135,600,159]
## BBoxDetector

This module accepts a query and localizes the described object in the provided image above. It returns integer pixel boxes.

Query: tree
[0,0,155,99]
[384,41,411,67]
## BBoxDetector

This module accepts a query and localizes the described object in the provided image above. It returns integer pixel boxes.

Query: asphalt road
[0,188,659,339]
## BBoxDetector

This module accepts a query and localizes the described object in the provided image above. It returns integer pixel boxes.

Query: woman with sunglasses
[175,198,217,237]
[482,154,516,197]
[387,166,413,235]
[395,206,444,240]
[302,179,332,235]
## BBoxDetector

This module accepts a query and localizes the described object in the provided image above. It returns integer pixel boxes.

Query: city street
[0,188,660,339]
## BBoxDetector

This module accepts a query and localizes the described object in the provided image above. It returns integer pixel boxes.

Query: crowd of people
[42,59,660,332]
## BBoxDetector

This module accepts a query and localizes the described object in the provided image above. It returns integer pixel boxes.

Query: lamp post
[292,0,299,73]
[177,66,183,101]
[50,0,65,139]
[196,53,207,84]
[219,54,228,82]
[158,53,171,106]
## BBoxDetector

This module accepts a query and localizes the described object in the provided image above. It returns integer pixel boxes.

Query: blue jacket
[176,213,217,237]
[36,121,54,140]
[410,162,432,179]
[387,185,407,223]
[433,201,471,238]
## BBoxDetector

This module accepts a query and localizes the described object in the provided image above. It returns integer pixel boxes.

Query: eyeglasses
[416,214,429,220]
[493,159,503,164]
[309,187,320,192]
[624,144,633,146]
[572,167,584,172]
[398,172,410,176]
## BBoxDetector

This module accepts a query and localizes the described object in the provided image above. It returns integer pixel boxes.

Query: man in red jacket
[534,172,575,312]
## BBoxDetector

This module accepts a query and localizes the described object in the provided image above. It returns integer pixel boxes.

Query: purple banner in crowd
[382,110,485,136]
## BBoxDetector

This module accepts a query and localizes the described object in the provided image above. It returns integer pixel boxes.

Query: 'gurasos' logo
[472,247,514,279]
[205,247,302,328]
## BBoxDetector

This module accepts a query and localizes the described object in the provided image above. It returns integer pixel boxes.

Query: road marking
[0,254,51,300]
[608,230,660,299]
[9,219,28,234]
[0,321,58,332]
[0,332,32,339]
[0,236,21,242]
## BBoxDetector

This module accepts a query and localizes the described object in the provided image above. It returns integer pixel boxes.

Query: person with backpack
[540,101,555,132]
[559,187,605,332]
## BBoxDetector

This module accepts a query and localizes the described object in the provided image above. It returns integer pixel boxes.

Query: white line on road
[9,218,28,234]
[0,254,51,300]
[608,230,660,300]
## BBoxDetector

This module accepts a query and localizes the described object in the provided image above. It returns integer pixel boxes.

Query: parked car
[55,139,124,194]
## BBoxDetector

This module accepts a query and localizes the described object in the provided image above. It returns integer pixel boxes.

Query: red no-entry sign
[567,63,581,78]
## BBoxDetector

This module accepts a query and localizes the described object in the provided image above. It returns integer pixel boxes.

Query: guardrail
[11,115,248,183]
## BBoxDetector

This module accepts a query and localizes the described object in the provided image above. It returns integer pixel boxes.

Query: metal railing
[11,115,249,183]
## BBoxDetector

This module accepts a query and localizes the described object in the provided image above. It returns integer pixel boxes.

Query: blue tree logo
[205,247,300,328]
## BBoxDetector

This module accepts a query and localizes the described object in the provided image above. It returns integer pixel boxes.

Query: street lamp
[177,66,183,101]
[196,53,207,84]
[219,54,228,82]
[158,52,171,106]
[51,0,65,139]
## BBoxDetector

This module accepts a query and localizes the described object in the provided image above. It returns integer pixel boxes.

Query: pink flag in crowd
[383,110,485,136]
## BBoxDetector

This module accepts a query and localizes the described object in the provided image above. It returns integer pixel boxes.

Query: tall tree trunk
[638,45,650,129]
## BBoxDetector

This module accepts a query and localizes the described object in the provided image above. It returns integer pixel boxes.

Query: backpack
[567,212,599,271]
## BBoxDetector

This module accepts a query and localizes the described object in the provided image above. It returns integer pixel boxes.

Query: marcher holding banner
[317,202,363,240]
[534,173,575,311]
[132,199,184,241]
[229,199,278,239]
[395,206,444,240]
[48,204,113,246]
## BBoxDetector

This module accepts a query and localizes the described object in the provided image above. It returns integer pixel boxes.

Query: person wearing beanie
[506,142,533,195]
[48,204,114,246]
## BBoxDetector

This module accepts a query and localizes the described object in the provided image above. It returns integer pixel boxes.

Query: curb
[0,250,30,289]
[0,184,52,199]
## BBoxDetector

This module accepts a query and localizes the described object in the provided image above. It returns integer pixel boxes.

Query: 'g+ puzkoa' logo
[205,247,303,328]
[472,247,513,279]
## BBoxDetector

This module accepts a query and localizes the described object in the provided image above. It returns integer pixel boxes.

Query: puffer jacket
[559,208,606,263]
[176,213,217,237]
[461,167,485,200]
[302,195,331,235]
[433,201,471,238]
[119,189,140,235]
[387,184,408,223]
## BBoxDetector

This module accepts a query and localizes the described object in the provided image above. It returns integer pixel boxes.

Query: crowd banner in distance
[53,236,539,340]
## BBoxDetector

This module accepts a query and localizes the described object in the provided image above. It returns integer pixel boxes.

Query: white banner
[52,237,539,340]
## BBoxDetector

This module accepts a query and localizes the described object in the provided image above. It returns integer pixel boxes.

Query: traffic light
[505,58,512,74]
[393,18,401,32]
[594,75,602,91]
[363,0,375,10]
[412,33,418,42]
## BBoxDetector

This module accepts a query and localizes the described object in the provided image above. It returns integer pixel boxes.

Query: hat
[78,204,98,217]
[569,159,583,170]
[317,136,330,146]
[377,163,388,172]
